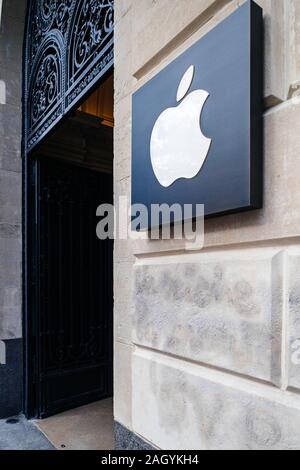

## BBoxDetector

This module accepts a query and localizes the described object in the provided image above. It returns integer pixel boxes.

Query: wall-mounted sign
[132,0,263,230]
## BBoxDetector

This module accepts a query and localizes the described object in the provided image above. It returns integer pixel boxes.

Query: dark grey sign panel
[132,0,263,229]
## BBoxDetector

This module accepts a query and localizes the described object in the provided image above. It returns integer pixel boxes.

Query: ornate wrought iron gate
[23,1,114,418]
[36,159,113,418]
[24,0,114,152]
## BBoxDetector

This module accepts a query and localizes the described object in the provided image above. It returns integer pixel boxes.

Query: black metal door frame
[22,155,39,418]
[22,0,114,419]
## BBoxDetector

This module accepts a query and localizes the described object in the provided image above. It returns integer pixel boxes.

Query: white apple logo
[150,65,212,188]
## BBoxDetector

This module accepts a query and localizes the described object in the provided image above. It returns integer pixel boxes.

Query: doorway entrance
[24,74,114,419]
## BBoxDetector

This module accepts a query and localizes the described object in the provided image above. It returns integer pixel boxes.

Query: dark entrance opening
[24,75,114,419]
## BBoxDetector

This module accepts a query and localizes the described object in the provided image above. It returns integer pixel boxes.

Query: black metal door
[34,157,113,418]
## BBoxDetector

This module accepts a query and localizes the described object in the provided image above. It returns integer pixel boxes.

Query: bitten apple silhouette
[150,65,212,188]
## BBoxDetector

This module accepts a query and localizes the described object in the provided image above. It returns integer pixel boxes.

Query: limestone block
[0,236,22,340]
[0,170,21,224]
[114,259,134,342]
[114,300,133,343]
[114,0,133,26]
[0,287,20,309]
[0,224,20,240]
[114,175,131,203]
[287,0,300,98]
[0,104,22,160]
[133,349,300,450]
[128,0,288,104]
[0,144,21,173]
[0,307,21,339]
[1,0,27,22]
[114,3,134,104]
[255,0,288,105]
[134,248,283,384]
[0,66,22,107]
[0,340,5,364]
[0,237,21,287]
[287,249,300,390]
[115,260,134,305]
[114,150,131,185]
[132,0,233,77]
[114,341,133,428]
[0,0,24,346]
[114,96,132,181]
[0,79,5,104]
[0,117,22,171]
[114,239,135,265]
[0,14,25,71]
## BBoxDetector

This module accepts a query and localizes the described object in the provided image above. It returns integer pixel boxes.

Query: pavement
[34,399,114,450]
[0,415,55,450]
[0,399,113,450]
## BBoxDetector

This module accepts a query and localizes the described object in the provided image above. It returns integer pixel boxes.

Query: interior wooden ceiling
[77,74,114,127]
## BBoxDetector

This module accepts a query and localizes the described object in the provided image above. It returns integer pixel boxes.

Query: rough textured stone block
[134,248,283,384]
[0,224,20,239]
[0,170,21,224]
[0,104,22,155]
[0,238,21,283]
[0,108,22,172]
[0,307,22,340]
[0,237,21,340]
[133,350,300,450]
[287,250,300,390]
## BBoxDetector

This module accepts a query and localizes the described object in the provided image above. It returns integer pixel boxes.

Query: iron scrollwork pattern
[24,0,114,152]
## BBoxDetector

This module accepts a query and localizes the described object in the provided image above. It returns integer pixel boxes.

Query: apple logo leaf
[176,65,195,102]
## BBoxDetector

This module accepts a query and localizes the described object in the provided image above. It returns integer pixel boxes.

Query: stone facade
[114,0,300,450]
[0,0,26,417]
